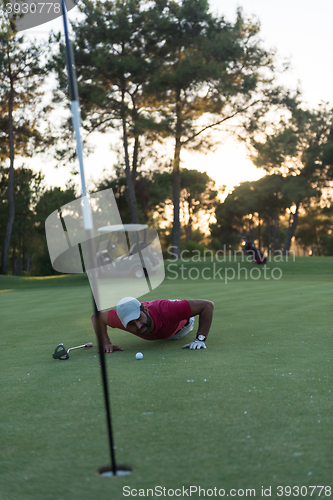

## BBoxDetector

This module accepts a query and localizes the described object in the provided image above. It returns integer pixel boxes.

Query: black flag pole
[60,0,130,476]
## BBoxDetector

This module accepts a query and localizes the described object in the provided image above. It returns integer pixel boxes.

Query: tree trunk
[258,215,261,252]
[172,150,181,257]
[248,219,252,241]
[18,238,22,276]
[267,215,271,255]
[185,218,192,242]
[273,211,278,253]
[186,198,193,242]
[11,244,16,275]
[187,216,193,242]
[14,255,19,275]
[282,204,299,255]
[131,135,139,185]
[22,242,26,273]
[1,79,15,275]
[122,88,139,224]
[171,90,182,258]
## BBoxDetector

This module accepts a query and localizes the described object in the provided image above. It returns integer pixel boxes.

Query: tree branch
[181,97,264,147]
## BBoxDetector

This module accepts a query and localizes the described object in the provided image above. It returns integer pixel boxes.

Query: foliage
[0,165,43,274]
[0,16,51,274]
[211,174,290,251]
[95,165,173,225]
[0,22,50,161]
[144,1,279,256]
[182,238,206,256]
[296,206,333,256]
[179,168,218,242]
[0,162,78,275]
[50,0,280,257]
[50,0,166,223]
[95,165,218,242]
[33,185,77,275]
[247,98,333,253]
[1,3,333,267]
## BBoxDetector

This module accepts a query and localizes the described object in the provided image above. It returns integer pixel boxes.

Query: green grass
[1,257,332,500]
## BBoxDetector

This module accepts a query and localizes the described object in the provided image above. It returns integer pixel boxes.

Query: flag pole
[60,0,117,476]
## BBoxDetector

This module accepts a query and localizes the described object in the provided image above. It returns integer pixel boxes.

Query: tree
[51,0,279,256]
[0,165,43,274]
[211,181,256,249]
[34,185,77,275]
[0,18,49,274]
[248,174,285,252]
[211,174,286,251]
[50,0,163,224]
[95,165,173,225]
[179,168,218,242]
[145,1,278,256]
[249,99,333,253]
[295,206,333,256]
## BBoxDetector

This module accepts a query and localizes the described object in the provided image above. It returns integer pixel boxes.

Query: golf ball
[135,352,143,360]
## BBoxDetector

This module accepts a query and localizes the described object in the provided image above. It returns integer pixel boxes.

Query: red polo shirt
[107,299,191,340]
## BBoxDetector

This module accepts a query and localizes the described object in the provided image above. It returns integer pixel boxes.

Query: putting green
[1,257,332,500]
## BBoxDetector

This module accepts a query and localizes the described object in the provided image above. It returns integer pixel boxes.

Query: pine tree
[0,18,49,274]
[144,1,277,256]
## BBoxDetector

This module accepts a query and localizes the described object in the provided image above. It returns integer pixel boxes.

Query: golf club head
[52,343,69,360]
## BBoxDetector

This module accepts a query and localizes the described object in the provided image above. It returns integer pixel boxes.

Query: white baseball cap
[116,297,141,327]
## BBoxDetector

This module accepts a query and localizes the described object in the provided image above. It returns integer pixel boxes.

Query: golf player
[91,297,214,353]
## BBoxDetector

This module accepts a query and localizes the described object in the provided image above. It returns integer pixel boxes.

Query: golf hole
[98,465,132,477]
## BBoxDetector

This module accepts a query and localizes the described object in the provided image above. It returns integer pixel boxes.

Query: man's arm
[182,299,214,349]
[187,299,214,339]
[91,311,124,354]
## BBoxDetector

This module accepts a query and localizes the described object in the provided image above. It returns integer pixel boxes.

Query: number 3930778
[3,2,61,15]
[277,485,331,497]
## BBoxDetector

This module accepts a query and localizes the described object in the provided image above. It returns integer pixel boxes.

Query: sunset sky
[23,0,333,193]
[187,0,333,194]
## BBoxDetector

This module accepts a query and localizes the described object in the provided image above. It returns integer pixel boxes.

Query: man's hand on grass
[182,339,206,350]
[99,343,124,353]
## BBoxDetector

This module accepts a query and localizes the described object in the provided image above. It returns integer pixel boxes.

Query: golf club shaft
[68,342,93,351]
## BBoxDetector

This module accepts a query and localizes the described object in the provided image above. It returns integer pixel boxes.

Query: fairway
[1,257,332,500]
